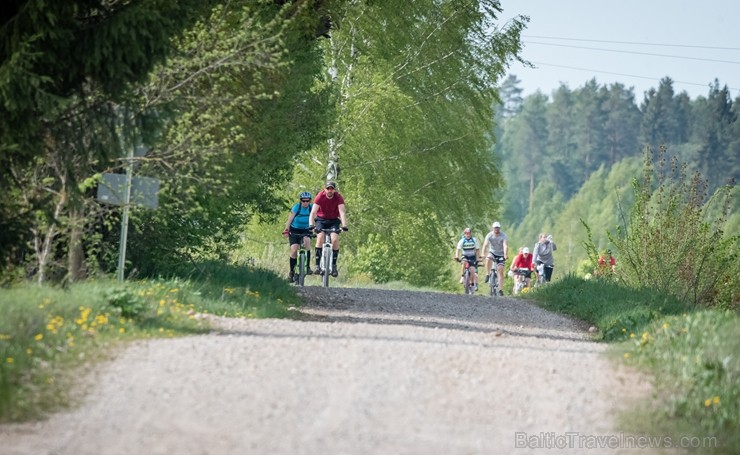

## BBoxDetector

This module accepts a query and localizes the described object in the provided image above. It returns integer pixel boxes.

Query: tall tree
[572,79,608,185]
[499,74,525,118]
[691,80,736,187]
[546,84,579,198]
[286,0,527,285]
[638,77,681,147]
[602,83,641,165]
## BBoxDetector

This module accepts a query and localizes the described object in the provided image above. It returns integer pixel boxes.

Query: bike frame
[459,257,477,295]
[295,232,313,286]
[318,227,341,287]
[513,268,531,294]
[489,264,499,297]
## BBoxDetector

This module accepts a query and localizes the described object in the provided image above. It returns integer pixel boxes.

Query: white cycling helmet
[492,221,501,228]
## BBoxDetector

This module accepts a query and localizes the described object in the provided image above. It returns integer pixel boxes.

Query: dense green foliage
[122,1,333,275]
[0,0,218,280]
[241,0,528,287]
[498,78,738,281]
[605,148,738,308]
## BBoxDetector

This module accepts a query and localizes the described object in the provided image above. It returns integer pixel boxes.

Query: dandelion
[621,328,627,333]
[0,333,11,340]
[630,333,635,338]
[623,353,631,359]
[159,299,166,306]
[26,348,33,355]
[6,357,14,364]
[169,288,179,293]
[705,398,712,407]
[662,322,670,330]
[34,333,44,341]
[713,396,720,405]
[119,327,126,334]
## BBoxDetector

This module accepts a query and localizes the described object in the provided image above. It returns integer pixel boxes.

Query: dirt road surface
[0,287,660,454]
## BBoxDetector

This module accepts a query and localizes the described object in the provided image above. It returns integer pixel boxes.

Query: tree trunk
[67,206,86,282]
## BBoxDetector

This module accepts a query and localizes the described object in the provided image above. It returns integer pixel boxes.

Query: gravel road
[0,286,659,454]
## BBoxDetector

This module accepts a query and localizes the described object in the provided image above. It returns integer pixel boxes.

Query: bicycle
[512,268,532,294]
[317,226,343,288]
[535,262,547,287]
[294,232,314,286]
[456,257,479,295]
[488,264,500,297]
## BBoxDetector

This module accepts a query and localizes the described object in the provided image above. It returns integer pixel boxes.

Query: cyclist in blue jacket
[282,191,314,282]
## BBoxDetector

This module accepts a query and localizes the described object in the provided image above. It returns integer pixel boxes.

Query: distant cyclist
[308,181,348,277]
[509,246,534,293]
[481,221,509,296]
[454,227,481,291]
[533,233,557,282]
[282,191,314,282]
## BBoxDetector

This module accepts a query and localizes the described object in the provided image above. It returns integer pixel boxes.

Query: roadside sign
[97,173,160,209]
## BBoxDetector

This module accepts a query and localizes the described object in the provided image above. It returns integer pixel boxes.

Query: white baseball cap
[492,221,501,228]
[523,247,529,254]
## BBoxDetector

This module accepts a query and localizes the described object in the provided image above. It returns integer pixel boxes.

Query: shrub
[586,146,738,308]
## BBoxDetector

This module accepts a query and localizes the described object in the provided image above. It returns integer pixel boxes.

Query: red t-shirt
[598,256,616,267]
[314,190,345,219]
[512,253,534,270]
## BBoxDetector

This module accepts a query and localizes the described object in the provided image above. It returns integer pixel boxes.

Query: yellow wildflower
[623,353,631,359]
[705,398,712,407]
[34,333,43,341]
[119,327,126,334]
[6,357,14,364]
[713,396,720,405]
[662,322,670,330]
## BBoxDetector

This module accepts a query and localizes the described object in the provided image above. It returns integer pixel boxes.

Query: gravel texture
[0,286,660,454]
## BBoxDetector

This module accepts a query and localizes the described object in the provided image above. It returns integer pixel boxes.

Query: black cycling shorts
[315,217,341,232]
[288,228,312,246]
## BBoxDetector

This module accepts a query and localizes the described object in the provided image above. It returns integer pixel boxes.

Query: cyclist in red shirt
[509,246,534,294]
[308,181,348,277]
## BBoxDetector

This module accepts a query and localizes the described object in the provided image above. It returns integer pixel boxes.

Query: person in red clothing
[308,181,348,277]
[596,249,616,275]
[509,246,534,294]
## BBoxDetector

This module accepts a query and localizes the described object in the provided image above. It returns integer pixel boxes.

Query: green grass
[525,273,690,341]
[0,261,300,422]
[523,274,739,453]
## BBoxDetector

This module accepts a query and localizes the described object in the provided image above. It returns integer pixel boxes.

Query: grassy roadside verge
[0,262,299,422]
[525,274,739,454]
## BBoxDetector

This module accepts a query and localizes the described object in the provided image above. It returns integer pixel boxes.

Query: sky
[498,0,740,101]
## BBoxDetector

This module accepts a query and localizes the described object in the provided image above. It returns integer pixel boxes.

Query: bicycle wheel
[463,268,471,294]
[297,251,306,286]
[322,245,331,287]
